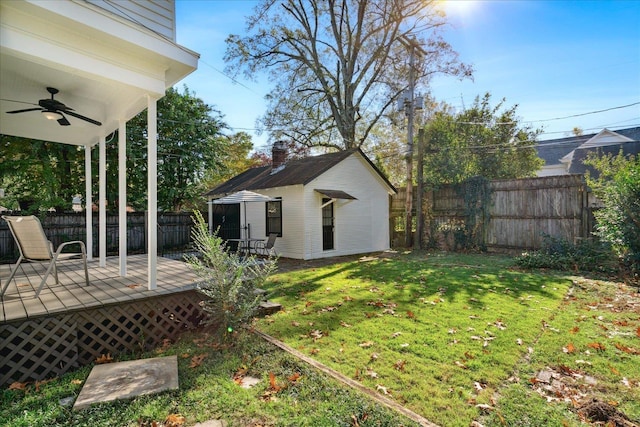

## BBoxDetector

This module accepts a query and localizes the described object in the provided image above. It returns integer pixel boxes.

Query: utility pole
[399,36,425,248]
[415,128,425,249]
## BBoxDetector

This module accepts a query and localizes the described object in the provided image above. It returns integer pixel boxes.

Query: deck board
[1,254,201,323]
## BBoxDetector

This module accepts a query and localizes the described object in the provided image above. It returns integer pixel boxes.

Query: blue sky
[175,0,640,148]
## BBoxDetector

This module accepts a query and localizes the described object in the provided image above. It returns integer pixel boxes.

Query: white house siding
[88,0,175,40]
[303,153,392,260]
[248,185,306,259]
[537,164,568,177]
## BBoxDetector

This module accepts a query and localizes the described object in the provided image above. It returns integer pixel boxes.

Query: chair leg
[1,256,23,297]
[35,256,58,298]
[81,245,89,287]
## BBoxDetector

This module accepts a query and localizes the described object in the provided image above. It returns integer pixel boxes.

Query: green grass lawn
[3,251,638,427]
[257,251,640,427]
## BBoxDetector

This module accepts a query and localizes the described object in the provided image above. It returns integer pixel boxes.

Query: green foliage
[584,151,640,277]
[515,234,615,273]
[116,86,229,212]
[0,136,85,212]
[422,93,543,186]
[201,131,260,190]
[185,211,277,341]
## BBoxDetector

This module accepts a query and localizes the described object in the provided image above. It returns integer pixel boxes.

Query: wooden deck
[0,254,200,323]
[0,255,206,386]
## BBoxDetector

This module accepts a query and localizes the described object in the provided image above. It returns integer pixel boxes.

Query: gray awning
[314,189,357,200]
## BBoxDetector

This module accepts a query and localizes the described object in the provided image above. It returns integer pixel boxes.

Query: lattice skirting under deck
[0,290,205,386]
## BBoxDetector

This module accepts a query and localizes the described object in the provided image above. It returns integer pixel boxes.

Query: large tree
[225,0,471,150]
[421,93,543,186]
[107,86,229,212]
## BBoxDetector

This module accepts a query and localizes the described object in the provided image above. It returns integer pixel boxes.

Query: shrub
[515,234,615,273]
[584,151,640,279]
[185,210,277,341]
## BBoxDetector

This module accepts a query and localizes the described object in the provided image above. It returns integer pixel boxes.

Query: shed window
[266,198,282,237]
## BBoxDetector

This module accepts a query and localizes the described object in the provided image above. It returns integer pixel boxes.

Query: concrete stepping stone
[73,355,178,410]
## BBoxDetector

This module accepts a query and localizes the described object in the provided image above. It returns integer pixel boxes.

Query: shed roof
[205,148,396,197]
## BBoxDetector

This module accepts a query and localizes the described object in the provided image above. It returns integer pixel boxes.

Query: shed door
[212,203,240,251]
[322,198,334,250]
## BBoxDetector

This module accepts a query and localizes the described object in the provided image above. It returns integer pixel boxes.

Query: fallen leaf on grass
[376,384,390,395]
[455,361,468,369]
[614,343,640,355]
[587,342,606,352]
[475,403,494,412]
[71,379,83,385]
[609,365,620,375]
[288,372,301,383]
[309,330,323,340]
[95,353,113,364]
[189,354,207,368]
[406,311,415,319]
[269,372,282,392]
[310,348,319,355]
[636,327,640,338]
[563,343,577,354]
[366,368,378,379]
[569,326,580,334]
[164,414,186,427]
[393,360,406,371]
[340,321,352,328]
[359,341,374,348]
[8,381,27,391]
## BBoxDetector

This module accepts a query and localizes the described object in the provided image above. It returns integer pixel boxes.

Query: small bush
[515,234,615,273]
[185,211,277,341]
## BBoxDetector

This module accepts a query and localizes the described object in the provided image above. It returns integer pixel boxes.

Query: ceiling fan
[5,87,102,126]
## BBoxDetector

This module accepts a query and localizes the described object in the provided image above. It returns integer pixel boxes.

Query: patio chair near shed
[1,215,89,298]
[255,233,277,257]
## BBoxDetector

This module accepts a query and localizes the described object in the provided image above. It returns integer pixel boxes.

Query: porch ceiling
[0,0,199,147]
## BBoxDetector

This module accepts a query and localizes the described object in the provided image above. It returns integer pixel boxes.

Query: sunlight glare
[440,0,477,18]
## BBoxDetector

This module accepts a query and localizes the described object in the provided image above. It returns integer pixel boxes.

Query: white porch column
[118,120,127,276]
[84,144,93,261]
[147,95,158,290]
[99,134,106,267]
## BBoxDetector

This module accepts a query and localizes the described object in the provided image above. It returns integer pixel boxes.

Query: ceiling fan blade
[57,114,71,126]
[64,110,102,126]
[6,107,43,114]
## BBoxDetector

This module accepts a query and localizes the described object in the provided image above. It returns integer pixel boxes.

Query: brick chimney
[272,141,287,169]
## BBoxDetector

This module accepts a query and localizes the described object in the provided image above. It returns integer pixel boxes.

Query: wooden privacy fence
[0,212,195,262]
[391,175,595,252]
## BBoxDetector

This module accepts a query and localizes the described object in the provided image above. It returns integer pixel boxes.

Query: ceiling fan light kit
[5,87,102,126]
[42,110,63,120]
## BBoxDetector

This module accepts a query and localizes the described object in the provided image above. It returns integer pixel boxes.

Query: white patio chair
[1,215,90,298]
[255,233,278,257]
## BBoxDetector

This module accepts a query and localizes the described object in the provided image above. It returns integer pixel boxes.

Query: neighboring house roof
[536,126,640,167]
[569,141,640,175]
[205,148,396,197]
